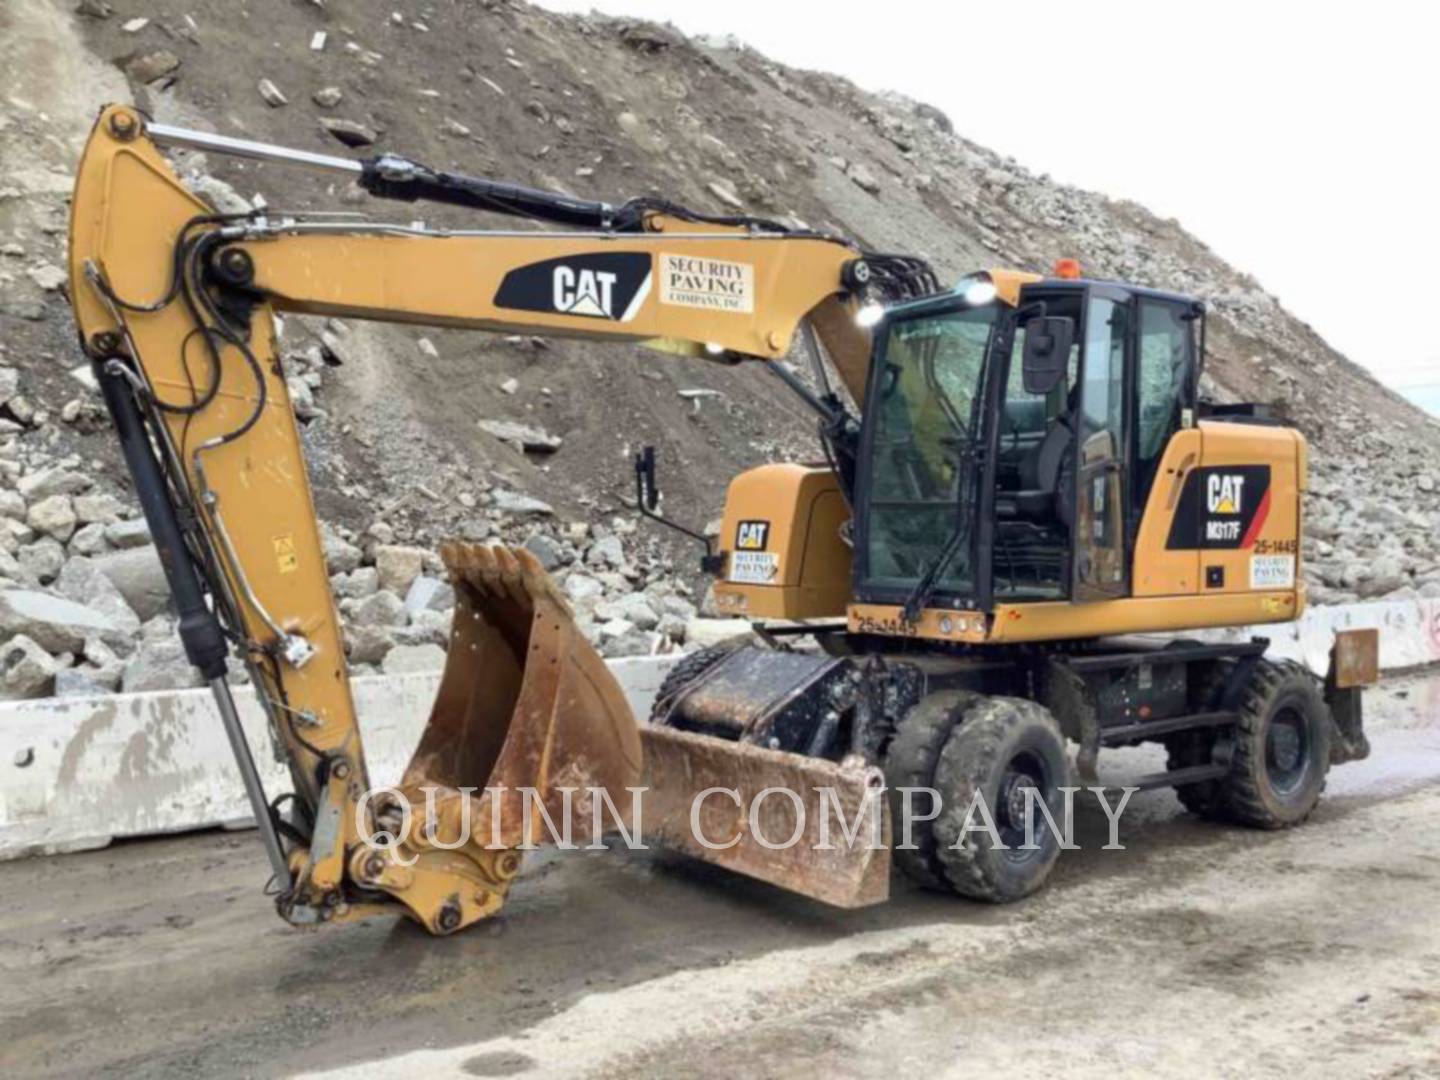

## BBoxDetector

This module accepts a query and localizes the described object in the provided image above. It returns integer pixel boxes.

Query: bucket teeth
[440,541,569,614]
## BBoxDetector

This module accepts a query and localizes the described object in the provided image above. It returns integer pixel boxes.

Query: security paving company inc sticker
[1250,554,1295,589]
[659,254,754,314]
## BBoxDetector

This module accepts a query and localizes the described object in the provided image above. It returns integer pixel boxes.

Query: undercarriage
[649,626,1374,901]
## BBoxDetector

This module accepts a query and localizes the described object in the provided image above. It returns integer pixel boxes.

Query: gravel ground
[1,671,1437,1079]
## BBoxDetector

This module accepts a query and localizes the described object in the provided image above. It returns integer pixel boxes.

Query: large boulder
[1356,556,1408,599]
[69,522,109,556]
[26,494,76,541]
[381,643,446,674]
[563,572,604,603]
[104,518,152,549]
[346,624,395,666]
[55,668,106,698]
[93,546,170,621]
[600,629,660,658]
[490,489,554,516]
[0,634,59,699]
[81,636,124,691]
[374,545,427,594]
[351,590,407,628]
[403,575,454,616]
[16,468,91,501]
[122,639,203,693]
[684,617,756,650]
[585,535,626,570]
[17,538,65,584]
[595,593,659,631]
[56,557,142,642]
[523,532,567,571]
[331,566,379,599]
[396,608,451,648]
[657,594,699,622]
[0,590,120,654]
[73,493,125,525]
[320,524,362,574]
[476,419,562,453]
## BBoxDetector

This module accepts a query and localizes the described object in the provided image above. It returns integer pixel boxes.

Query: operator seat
[996,407,1076,528]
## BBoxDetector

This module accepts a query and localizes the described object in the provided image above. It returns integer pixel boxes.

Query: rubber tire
[1166,659,1331,828]
[1222,659,1331,829]
[649,639,747,724]
[931,697,1071,903]
[883,690,978,890]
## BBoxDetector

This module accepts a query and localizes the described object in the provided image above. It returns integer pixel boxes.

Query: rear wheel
[1224,660,1331,828]
[1166,659,1330,828]
[931,697,1071,903]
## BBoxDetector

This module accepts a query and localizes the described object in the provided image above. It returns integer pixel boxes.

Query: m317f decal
[1166,465,1272,550]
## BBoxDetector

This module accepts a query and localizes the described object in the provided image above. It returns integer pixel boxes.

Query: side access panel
[711,464,851,620]
[1132,421,1304,604]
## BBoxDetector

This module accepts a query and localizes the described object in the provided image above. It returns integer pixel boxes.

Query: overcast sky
[539,0,1438,391]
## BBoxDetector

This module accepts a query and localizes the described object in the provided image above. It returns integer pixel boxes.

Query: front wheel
[930,697,1072,903]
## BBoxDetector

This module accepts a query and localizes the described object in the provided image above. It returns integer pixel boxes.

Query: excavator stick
[351,544,646,934]
[639,726,892,908]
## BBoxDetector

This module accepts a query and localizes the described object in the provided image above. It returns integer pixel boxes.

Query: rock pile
[1,0,1437,704]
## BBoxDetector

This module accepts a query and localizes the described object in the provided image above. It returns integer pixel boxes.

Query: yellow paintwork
[983,268,1043,306]
[711,464,852,618]
[69,104,1323,933]
[849,590,1300,645]
[66,106,880,931]
[847,419,1307,644]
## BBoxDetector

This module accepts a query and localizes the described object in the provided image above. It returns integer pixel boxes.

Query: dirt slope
[4,0,1439,607]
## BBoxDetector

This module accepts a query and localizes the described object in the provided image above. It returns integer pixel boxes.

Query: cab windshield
[862,303,1000,596]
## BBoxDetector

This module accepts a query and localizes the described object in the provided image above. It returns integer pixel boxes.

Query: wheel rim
[996,749,1052,857]
[1265,705,1310,795]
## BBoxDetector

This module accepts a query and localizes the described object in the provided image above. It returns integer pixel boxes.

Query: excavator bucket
[389,541,886,915]
[640,726,892,908]
[400,543,643,848]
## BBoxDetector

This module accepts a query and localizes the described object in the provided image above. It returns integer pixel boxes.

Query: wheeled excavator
[66,105,1377,934]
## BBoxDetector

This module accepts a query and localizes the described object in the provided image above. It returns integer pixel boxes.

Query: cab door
[1072,290,1131,600]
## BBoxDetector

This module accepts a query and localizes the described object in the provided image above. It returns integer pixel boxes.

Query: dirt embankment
[1,0,1437,698]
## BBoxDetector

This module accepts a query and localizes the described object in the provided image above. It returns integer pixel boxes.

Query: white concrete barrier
[1193,597,1440,673]
[3,599,1438,862]
[0,656,679,861]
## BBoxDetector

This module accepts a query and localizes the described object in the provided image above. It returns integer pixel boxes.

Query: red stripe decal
[1241,487,1271,549]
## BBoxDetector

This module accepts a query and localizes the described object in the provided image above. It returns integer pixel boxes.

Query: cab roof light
[1052,258,1082,280]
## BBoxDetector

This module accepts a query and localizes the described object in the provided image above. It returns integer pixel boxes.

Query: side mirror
[1021,315,1075,395]
[632,445,726,576]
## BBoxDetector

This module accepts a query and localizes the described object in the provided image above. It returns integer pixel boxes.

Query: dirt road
[2,672,1438,1079]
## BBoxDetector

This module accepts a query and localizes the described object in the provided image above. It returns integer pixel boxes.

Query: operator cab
[853,266,1202,613]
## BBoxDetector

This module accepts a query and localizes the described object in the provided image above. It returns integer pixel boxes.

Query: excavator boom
[68,105,931,932]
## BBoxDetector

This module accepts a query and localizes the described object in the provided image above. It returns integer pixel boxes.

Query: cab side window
[1136,301,1194,496]
[1081,298,1127,444]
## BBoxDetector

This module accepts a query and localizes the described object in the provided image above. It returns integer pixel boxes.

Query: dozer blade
[404,542,643,841]
[640,725,892,908]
